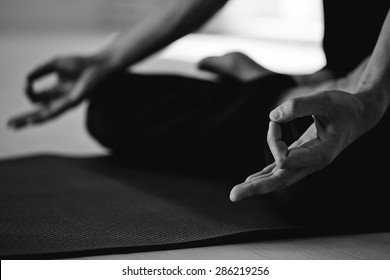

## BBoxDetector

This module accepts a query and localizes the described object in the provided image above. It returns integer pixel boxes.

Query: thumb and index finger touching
[267,94,330,169]
[25,59,60,103]
[8,61,96,129]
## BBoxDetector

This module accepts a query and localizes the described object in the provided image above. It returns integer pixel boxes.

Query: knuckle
[247,182,259,196]
[286,98,296,111]
[313,91,332,108]
[285,98,300,115]
[266,132,274,142]
[275,156,288,169]
[278,159,289,169]
[250,180,270,196]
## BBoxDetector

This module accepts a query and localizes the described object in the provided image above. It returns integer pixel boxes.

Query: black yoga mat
[0,154,384,259]
[0,154,305,259]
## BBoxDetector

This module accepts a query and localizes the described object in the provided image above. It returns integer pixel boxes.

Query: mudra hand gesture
[8,55,111,129]
[230,89,383,202]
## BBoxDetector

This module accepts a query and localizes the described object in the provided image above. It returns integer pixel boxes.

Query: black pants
[87,73,296,179]
[86,72,390,228]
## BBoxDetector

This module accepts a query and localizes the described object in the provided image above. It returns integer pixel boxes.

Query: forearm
[95,0,228,71]
[357,9,390,120]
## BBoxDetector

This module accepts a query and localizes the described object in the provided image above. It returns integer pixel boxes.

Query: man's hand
[8,55,112,129]
[230,90,378,202]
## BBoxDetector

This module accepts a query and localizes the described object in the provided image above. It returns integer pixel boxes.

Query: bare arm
[97,0,229,70]
[356,9,390,124]
[8,0,228,128]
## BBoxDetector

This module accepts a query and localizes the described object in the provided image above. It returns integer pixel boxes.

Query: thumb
[269,93,329,123]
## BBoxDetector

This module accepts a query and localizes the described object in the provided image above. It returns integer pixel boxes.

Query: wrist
[89,48,124,72]
[357,58,390,114]
[355,85,389,128]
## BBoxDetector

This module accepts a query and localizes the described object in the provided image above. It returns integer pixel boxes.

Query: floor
[1,31,389,259]
[83,232,390,260]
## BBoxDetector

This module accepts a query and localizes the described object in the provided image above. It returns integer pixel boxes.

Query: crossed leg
[86,70,296,181]
[86,55,390,228]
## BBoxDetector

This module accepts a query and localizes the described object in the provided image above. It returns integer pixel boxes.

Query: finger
[267,121,288,166]
[282,134,334,169]
[19,69,95,126]
[230,166,313,201]
[10,66,96,129]
[288,123,317,149]
[32,99,76,124]
[280,123,331,169]
[24,86,63,104]
[245,162,276,182]
[230,181,258,202]
[231,174,281,201]
[26,59,58,82]
[8,110,40,129]
[269,93,329,123]
[28,69,96,124]
[231,166,283,202]
[8,109,48,129]
[8,99,75,129]
[7,106,58,129]
[26,59,58,102]
[281,144,322,169]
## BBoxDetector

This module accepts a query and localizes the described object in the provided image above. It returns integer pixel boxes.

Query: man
[8,0,390,224]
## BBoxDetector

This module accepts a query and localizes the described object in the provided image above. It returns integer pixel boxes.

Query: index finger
[230,165,314,201]
[269,93,329,123]
[26,59,58,102]
[27,59,58,82]
[8,98,75,129]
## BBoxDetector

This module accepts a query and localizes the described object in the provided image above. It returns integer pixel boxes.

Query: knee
[85,72,141,149]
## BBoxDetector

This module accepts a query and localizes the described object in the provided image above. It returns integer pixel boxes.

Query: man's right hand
[8,54,113,129]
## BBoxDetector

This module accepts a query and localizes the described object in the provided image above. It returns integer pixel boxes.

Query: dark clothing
[87,73,296,181]
[86,2,390,226]
[86,71,390,226]
[322,1,390,77]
